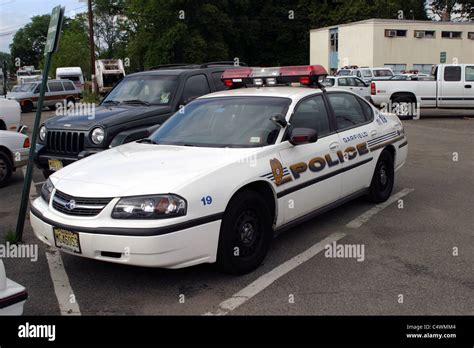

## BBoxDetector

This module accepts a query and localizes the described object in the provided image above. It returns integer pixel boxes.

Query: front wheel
[0,151,13,188]
[216,190,273,275]
[368,150,394,203]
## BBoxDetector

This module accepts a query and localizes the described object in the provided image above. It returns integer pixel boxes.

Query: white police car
[30,65,407,274]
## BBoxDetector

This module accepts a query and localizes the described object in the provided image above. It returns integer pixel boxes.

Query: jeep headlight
[39,125,47,142]
[91,127,105,145]
[112,195,187,219]
[41,178,54,203]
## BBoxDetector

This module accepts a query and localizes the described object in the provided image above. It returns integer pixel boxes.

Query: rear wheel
[21,101,33,113]
[368,150,394,203]
[392,96,416,119]
[66,97,76,106]
[0,151,13,188]
[216,190,273,275]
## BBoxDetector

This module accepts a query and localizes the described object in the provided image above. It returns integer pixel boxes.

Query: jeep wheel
[368,150,394,203]
[0,151,13,188]
[216,190,273,275]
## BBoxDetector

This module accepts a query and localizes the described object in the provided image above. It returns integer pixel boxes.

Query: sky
[0,0,88,53]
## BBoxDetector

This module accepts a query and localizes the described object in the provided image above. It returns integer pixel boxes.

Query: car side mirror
[289,127,318,145]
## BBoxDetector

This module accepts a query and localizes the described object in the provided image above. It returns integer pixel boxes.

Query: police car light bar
[221,65,328,88]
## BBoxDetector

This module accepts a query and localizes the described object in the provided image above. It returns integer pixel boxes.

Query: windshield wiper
[102,100,120,105]
[137,138,158,144]
[122,99,151,106]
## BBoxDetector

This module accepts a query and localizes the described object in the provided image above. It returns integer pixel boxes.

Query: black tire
[42,169,53,179]
[392,96,416,120]
[216,190,273,275]
[48,105,57,111]
[21,101,33,113]
[0,151,13,188]
[368,150,394,203]
[66,97,76,105]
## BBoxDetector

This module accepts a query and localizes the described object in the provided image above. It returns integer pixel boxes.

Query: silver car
[0,130,30,187]
[322,76,372,102]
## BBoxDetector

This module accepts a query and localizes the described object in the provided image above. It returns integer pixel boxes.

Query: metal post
[14,52,52,242]
[88,0,96,92]
[2,60,6,96]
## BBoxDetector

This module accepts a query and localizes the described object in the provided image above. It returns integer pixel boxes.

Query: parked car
[6,79,80,113]
[35,62,246,178]
[0,130,30,187]
[0,98,21,131]
[336,67,394,82]
[0,259,28,315]
[322,76,371,101]
[371,64,474,118]
[30,65,407,274]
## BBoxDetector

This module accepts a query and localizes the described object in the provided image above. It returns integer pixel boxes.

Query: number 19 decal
[201,196,212,205]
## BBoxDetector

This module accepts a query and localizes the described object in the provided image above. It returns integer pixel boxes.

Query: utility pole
[88,0,96,92]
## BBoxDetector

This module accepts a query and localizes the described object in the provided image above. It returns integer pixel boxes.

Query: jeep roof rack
[149,64,199,70]
[199,61,248,68]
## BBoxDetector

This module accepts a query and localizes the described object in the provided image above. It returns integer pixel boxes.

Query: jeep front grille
[46,131,85,155]
[52,190,112,217]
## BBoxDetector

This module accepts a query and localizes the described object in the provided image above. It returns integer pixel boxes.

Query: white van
[56,67,84,90]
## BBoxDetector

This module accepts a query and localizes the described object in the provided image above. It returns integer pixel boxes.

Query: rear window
[373,69,393,77]
[211,71,228,91]
[48,81,64,92]
[63,81,75,91]
[59,75,80,82]
[444,66,461,81]
[337,70,352,76]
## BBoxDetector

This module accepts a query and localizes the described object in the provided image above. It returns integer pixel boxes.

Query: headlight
[112,194,187,219]
[39,125,47,142]
[91,127,105,145]
[41,178,54,203]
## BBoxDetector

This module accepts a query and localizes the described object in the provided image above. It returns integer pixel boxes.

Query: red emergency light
[221,65,328,88]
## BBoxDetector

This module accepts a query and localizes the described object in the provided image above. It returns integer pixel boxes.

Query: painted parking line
[205,188,413,316]
[345,188,414,229]
[45,247,81,315]
[204,232,346,316]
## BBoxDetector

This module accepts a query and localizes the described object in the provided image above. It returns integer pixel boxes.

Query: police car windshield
[149,96,291,147]
[102,75,177,105]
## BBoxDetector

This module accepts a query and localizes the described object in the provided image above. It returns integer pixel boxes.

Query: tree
[93,0,128,58]
[10,15,50,69]
[49,16,91,79]
[427,0,473,21]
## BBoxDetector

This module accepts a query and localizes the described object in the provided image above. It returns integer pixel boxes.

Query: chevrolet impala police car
[30,65,407,274]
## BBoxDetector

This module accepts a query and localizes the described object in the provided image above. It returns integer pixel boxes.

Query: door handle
[370,130,378,137]
[329,142,340,151]
[465,85,472,88]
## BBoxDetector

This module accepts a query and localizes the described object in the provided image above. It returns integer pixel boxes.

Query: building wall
[310,20,474,73]
[372,22,474,70]
[309,29,330,71]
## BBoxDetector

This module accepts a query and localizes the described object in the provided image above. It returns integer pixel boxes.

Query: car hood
[45,104,172,130]
[51,142,260,197]
[7,92,30,100]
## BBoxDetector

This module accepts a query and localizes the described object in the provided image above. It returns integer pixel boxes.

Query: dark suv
[35,62,245,178]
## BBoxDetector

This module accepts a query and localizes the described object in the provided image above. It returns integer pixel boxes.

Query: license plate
[48,159,63,172]
[53,228,81,254]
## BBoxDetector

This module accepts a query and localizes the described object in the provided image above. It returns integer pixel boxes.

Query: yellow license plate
[53,228,81,254]
[48,159,63,172]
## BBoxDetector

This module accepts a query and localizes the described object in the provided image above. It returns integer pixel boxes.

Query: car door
[278,94,342,222]
[326,92,376,196]
[353,77,370,100]
[47,81,65,107]
[463,65,474,107]
[438,66,464,107]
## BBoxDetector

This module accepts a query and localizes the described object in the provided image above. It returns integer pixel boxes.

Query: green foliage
[427,0,473,20]
[81,89,101,104]
[10,14,50,68]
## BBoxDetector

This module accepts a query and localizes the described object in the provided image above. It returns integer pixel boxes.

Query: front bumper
[34,143,101,171]
[30,198,221,269]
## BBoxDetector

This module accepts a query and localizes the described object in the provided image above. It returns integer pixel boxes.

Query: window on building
[413,64,434,75]
[414,30,436,38]
[384,64,406,74]
[468,32,474,40]
[330,31,338,51]
[441,31,462,39]
[385,29,407,37]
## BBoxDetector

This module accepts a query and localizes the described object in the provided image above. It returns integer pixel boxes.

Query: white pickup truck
[370,64,474,117]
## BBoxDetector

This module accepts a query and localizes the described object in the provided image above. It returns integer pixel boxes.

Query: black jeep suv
[35,62,245,178]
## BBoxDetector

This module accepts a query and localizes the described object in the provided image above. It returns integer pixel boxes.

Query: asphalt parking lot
[0,108,473,315]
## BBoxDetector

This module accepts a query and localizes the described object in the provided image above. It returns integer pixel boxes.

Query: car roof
[199,87,326,100]
[128,65,239,77]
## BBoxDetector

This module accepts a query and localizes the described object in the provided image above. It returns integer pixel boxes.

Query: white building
[310,18,474,74]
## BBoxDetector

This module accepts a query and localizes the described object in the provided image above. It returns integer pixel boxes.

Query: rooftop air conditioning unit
[415,31,425,38]
[385,30,397,37]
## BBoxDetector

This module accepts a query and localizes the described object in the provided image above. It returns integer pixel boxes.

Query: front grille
[46,131,85,155]
[52,190,112,217]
